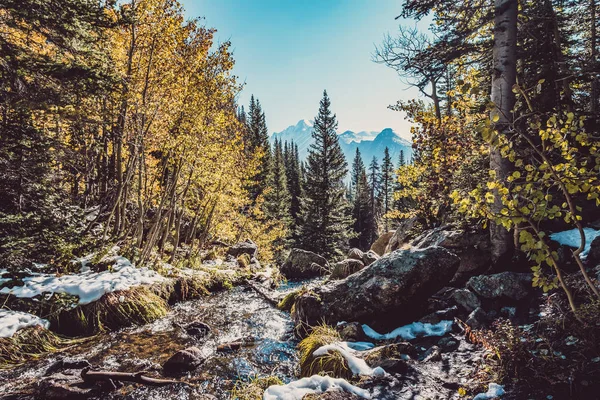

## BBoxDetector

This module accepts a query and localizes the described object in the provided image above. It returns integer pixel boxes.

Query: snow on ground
[0,256,168,305]
[263,375,371,400]
[313,341,385,377]
[0,310,50,338]
[362,320,453,341]
[473,383,505,400]
[550,227,600,258]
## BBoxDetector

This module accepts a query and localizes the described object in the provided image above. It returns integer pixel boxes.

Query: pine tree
[350,148,365,202]
[351,168,372,250]
[398,149,406,167]
[367,156,381,245]
[246,95,272,200]
[264,139,291,262]
[380,147,395,231]
[283,140,303,242]
[297,91,352,258]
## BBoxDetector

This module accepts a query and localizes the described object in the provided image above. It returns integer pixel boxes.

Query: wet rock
[451,288,481,313]
[37,372,94,399]
[45,357,92,375]
[587,236,600,265]
[437,336,460,353]
[347,248,364,261]
[227,239,258,258]
[163,346,205,373]
[419,306,458,324]
[467,272,533,301]
[384,217,418,253]
[411,227,491,285]
[184,321,211,338]
[280,248,329,279]
[293,247,460,332]
[500,306,517,319]
[330,259,364,279]
[335,321,368,342]
[217,336,255,352]
[364,343,412,373]
[362,250,380,266]
[370,230,395,256]
[422,345,442,362]
[466,307,488,329]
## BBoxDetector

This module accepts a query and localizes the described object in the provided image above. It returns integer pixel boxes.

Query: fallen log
[216,337,256,352]
[81,368,180,387]
[245,279,281,306]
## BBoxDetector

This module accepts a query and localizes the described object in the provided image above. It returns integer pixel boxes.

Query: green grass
[230,375,284,400]
[298,324,351,379]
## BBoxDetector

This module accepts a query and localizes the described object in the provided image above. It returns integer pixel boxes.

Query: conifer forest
[0,1,599,399]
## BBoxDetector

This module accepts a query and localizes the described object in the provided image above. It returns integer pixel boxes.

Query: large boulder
[384,217,418,254]
[227,239,258,258]
[451,289,481,313]
[467,272,533,301]
[587,236,600,266]
[411,227,491,285]
[280,248,329,280]
[293,247,460,332]
[370,231,395,256]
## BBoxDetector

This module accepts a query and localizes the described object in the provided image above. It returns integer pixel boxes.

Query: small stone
[184,321,211,338]
[163,346,205,374]
[227,239,258,258]
[422,346,442,362]
[437,336,460,353]
[466,307,488,329]
[347,248,364,261]
[335,321,367,342]
[362,250,380,266]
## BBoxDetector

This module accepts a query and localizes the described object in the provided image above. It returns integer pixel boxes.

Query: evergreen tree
[264,139,291,262]
[350,148,365,202]
[398,149,406,167]
[351,168,372,250]
[246,95,272,200]
[367,156,381,245]
[297,91,352,258]
[380,147,395,231]
[283,140,303,242]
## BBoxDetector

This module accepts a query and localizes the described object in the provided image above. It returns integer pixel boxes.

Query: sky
[182,0,423,138]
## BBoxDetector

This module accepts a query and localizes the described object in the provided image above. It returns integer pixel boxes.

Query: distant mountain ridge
[270,119,412,168]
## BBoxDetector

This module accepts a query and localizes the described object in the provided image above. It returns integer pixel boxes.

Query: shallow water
[0,283,305,399]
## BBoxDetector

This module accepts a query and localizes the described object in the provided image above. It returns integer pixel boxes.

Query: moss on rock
[230,375,283,400]
[298,324,351,379]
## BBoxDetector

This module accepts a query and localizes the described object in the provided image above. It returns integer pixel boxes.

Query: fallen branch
[81,368,180,387]
[245,279,280,306]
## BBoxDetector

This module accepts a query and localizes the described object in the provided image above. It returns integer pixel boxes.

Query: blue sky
[182,0,422,138]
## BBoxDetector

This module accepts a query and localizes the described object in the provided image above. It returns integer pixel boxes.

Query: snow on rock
[263,374,371,400]
[313,342,385,377]
[550,228,600,258]
[362,320,453,341]
[0,269,10,286]
[0,310,50,338]
[0,256,168,305]
[473,383,505,400]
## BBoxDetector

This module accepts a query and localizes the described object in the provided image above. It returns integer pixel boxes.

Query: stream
[0,282,305,399]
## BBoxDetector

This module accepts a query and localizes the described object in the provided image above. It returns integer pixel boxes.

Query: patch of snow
[473,383,505,400]
[263,374,371,400]
[362,320,453,341]
[0,310,50,338]
[344,341,375,351]
[549,228,600,258]
[0,256,168,305]
[313,342,385,377]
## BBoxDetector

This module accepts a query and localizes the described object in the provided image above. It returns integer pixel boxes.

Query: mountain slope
[270,120,412,168]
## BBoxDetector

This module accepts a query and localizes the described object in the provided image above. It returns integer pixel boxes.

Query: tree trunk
[490,0,517,264]
[591,0,598,115]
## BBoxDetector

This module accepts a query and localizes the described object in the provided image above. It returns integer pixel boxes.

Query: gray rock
[45,357,92,375]
[363,343,411,373]
[384,217,418,254]
[330,259,365,279]
[587,236,600,265]
[184,321,211,338]
[280,248,329,279]
[451,289,481,313]
[227,239,258,258]
[362,250,380,266]
[37,372,93,399]
[347,248,364,261]
[336,321,368,342]
[370,230,395,256]
[293,247,460,331]
[466,307,488,329]
[412,227,491,285]
[467,272,533,301]
[422,346,442,362]
[163,346,205,374]
[419,306,458,324]
[437,336,460,353]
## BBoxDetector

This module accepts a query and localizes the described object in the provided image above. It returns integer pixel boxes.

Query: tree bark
[490,0,517,264]
[591,0,598,115]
